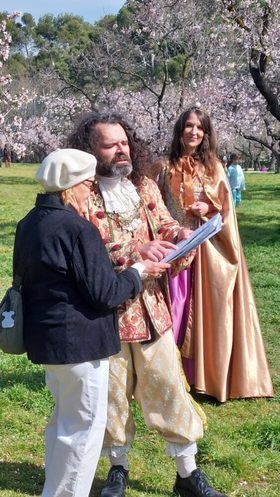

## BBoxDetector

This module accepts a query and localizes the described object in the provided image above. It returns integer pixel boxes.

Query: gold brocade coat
[87,177,187,342]
[161,161,274,402]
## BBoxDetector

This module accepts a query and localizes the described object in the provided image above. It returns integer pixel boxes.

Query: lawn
[0,165,279,497]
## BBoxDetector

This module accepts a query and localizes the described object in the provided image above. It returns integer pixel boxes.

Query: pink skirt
[168,267,195,384]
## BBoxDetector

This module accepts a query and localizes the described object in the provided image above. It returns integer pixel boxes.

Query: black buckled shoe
[174,469,227,497]
[100,465,129,497]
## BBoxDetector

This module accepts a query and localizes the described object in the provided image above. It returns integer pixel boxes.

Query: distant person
[3,145,12,167]
[260,165,269,172]
[13,148,168,497]
[10,149,15,163]
[221,155,228,172]
[227,153,245,206]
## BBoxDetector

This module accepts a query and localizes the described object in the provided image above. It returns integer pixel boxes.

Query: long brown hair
[169,108,218,174]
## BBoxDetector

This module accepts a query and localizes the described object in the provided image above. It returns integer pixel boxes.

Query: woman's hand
[189,201,209,217]
[177,227,193,241]
[138,240,177,262]
[141,260,171,277]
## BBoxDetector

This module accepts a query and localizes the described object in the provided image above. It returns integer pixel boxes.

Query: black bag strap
[12,274,22,291]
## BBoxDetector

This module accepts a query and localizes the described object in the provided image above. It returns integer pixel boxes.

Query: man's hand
[139,240,177,262]
[189,201,209,217]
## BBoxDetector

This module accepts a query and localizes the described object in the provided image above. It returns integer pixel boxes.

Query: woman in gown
[160,107,274,402]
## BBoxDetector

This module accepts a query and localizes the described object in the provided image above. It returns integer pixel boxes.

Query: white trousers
[42,359,109,497]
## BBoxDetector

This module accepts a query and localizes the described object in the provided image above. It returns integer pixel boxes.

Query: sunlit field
[0,165,279,497]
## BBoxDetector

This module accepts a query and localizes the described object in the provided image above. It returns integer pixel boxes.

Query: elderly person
[13,148,169,497]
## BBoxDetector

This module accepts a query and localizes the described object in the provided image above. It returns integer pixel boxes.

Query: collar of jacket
[35,193,75,213]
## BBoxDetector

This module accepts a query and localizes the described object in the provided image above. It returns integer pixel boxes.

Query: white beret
[36,148,97,192]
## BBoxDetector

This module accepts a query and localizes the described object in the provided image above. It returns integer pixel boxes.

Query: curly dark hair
[169,107,218,174]
[67,111,152,183]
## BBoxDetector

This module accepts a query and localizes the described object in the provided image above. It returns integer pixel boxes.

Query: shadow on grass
[247,181,279,190]
[0,367,45,392]
[0,461,44,494]
[243,183,280,201]
[190,389,223,406]
[0,176,37,186]
[0,465,174,496]
[91,478,174,497]
[191,388,276,406]
[237,213,280,246]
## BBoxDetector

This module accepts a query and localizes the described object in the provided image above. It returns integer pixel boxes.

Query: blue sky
[2,1,126,23]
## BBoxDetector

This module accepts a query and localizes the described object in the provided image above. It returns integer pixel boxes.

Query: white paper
[161,213,222,263]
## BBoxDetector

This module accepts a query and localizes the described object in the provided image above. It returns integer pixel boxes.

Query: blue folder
[161,213,223,263]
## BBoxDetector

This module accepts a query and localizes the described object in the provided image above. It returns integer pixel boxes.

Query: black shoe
[174,469,227,497]
[101,465,129,497]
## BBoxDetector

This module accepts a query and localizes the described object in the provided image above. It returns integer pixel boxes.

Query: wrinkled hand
[141,260,171,277]
[177,227,193,241]
[189,201,209,217]
[139,240,177,262]
[82,196,93,220]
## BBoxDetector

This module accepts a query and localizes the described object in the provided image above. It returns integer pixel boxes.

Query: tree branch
[112,66,161,97]
[56,74,96,106]
[249,48,280,121]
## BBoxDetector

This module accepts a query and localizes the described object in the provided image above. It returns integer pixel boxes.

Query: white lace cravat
[98,176,140,213]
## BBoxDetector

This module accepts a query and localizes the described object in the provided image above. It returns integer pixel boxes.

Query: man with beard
[67,112,227,497]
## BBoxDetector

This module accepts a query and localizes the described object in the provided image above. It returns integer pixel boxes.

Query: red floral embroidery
[111,244,121,251]
[158,227,165,234]
[147,202,156,210]
[96,211,105,219]
[116,257,126,266]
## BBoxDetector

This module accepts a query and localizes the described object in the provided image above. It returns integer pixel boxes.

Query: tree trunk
[249,49,280,122]
[269,155,276,172]
[275,154,280,174]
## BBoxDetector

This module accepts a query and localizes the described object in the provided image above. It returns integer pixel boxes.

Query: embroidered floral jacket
[88,177,182,342]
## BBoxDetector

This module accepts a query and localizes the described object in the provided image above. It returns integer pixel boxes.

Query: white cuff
[101,445,131,457]
[131,262,148,280]
[166,442,198,457]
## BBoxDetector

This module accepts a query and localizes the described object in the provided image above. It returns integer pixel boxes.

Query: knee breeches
[103,330,205,449]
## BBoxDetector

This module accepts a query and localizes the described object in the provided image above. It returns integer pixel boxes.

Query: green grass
[0,166,279,497]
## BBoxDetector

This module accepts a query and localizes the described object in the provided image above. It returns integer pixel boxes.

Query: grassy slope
[0,166,279,497]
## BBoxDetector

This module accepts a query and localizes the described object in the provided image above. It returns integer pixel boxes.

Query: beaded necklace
[92,186,143,242]
[92,180,161,243]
